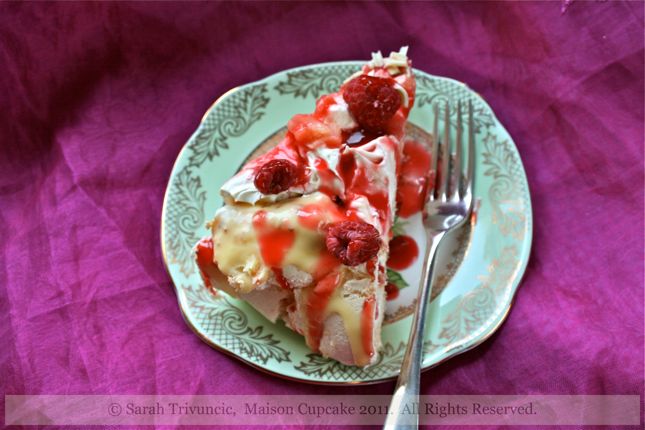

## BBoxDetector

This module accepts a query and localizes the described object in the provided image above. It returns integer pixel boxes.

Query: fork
[383,100,476,430]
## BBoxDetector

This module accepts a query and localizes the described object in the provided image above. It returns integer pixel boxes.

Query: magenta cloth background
[1,2,643,429]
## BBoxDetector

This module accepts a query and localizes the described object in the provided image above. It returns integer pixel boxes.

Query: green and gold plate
[161,61,532,384]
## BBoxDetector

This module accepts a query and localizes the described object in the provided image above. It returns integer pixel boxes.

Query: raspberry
[342,75,401,133]
[254,159,298,194]
[325,221,381,266]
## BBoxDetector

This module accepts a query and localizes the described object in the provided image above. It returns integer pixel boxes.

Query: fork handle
[383,231,446,430]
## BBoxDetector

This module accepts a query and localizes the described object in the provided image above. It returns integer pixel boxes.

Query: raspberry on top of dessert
[196,47,416,367]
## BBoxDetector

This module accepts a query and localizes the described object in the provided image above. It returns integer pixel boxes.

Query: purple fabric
[1,2,643,429]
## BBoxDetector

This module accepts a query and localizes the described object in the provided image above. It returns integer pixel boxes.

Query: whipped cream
[327,95,357,130]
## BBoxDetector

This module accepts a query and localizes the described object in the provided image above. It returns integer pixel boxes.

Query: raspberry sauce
[387,235,419,270]
[397,140,432,218]
[252,210,295,267]
[272,268,291,290]
[337,148,390,228]
[361,295,377,359]
[296,199,344,231]
[195,237,215,292]
[305,271,340,351]
[312,158,339,199]
[385,283,399,301]
[313,249,341,281]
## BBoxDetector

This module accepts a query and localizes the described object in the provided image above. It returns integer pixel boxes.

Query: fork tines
[430,100,474,203]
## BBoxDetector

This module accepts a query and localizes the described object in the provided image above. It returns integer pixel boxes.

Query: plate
[161,61,533,384]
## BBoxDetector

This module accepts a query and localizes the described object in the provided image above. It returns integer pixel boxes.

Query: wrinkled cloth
[0,2,643,429]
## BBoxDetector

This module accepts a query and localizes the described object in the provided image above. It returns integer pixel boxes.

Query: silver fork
[383,100,476,430]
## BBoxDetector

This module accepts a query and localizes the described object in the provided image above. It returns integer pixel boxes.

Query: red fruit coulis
[312,158,339,199]
[387,235,419,270]
[361,295,377,359]
[272,268,291,290]
[305,271,340,351]
[195,237,216,292]
[366,258,377,277]
[397,140,432,218]
[296,203,325,230]
[337,148,391,227]
[252,210,296,269]
[385,283,399,301]
[313,249,341,281]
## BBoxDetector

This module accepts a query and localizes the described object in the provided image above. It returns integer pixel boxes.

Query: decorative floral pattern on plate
[416,75,495,133]
[163,169,206,276]
[188,84,270,166]
[274,64,360,98]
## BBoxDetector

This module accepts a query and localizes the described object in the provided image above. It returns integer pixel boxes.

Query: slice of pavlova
[195,47,416,366]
